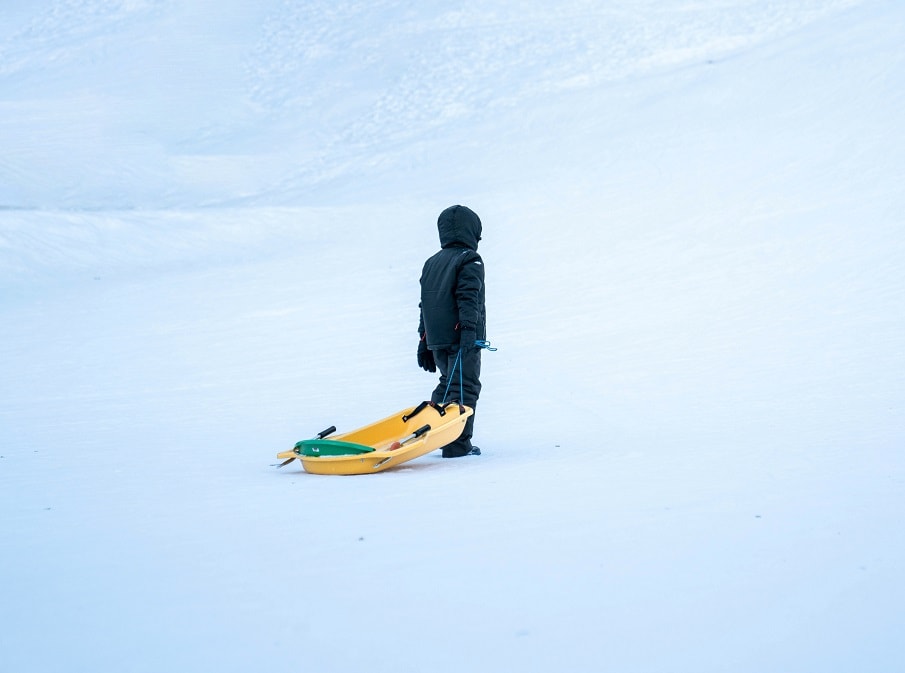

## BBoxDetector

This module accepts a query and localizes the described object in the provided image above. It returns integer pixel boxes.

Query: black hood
[437,205,482,250]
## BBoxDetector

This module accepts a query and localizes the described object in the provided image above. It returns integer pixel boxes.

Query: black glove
[417,337,436,372]
[459,327,477,351]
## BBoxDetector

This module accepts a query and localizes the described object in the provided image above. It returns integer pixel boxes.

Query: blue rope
[439,339,498,405]
[440,348,463,405]
[474,339,498,351]
[459,347,464,404]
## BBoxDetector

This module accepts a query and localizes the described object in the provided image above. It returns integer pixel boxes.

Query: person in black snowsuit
[417,205,486,458]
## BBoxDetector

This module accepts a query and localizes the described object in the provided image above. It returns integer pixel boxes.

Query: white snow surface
[2,1,904,671]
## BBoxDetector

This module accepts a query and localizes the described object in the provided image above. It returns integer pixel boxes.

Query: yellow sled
[275,402,473,475]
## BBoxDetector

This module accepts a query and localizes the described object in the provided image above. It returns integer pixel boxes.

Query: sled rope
[440,348,464,406]
[439,340,497,405]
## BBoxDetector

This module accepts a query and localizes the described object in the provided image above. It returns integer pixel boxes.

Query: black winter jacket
[418,205,486,350]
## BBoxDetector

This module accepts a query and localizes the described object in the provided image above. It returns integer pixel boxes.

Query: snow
[1,1,903,671]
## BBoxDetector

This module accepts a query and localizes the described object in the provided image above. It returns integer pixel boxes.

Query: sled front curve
[277,402,473,475]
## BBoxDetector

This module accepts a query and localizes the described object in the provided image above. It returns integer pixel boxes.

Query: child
[417,205,486,457]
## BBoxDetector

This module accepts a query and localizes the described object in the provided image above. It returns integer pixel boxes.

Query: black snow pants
[430,346,482,457]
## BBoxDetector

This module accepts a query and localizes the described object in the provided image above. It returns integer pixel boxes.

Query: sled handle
[388,424,432,450]
[402,401,450,423]
[402,402,431,422]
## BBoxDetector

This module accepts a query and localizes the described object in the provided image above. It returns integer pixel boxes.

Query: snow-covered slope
[2,2,903,672]
[0,0,877,209]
